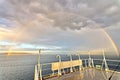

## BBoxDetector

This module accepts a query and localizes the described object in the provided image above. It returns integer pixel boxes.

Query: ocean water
[0,54,63,80]
[0,53,119,80]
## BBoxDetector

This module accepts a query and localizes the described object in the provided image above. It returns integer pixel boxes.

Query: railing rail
[34,58,120,80]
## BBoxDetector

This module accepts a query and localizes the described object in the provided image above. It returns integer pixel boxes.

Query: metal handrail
[35,58,120,80]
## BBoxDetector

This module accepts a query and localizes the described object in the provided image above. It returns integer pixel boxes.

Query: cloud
[0,0,120,50]
[0,0,120,29]
[105,6,119,15]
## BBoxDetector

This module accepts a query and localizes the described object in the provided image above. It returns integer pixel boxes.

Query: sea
[0,53,120,80]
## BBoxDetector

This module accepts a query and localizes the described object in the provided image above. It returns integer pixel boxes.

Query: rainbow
[7,15,119,56]
[101,29,119,56]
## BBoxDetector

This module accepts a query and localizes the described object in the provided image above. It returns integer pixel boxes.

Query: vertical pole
[77,54,82,80]
[102,49,109,79]
[38,49,40,79]
[85,59,87,68]
[56,55,62,76]
[38,49,42,80]
[77,54,82,71]
[91,59,94,68]
[52,70,55,75]
[88,51,91,67]
[102,49,109,71]
[69,54,73,72]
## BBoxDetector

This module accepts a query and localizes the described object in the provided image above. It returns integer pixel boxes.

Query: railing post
[68,54,73,72]
[52,70,55,75]
[56,55,62,76]
[88,51,92,67]
[91,59,94,68]
[102,49,109,80]
[77,54,82,71]
[40,64,42,80]
[102,49,109,71]
[62,69,65,74]
[38,49,42,80]
[85,59,87,68]
[76,53,82,80]
[34,65,39,80]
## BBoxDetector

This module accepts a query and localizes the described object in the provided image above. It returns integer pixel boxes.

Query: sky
[0,0,120,54]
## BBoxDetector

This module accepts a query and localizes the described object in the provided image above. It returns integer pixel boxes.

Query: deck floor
[46,68,120,80]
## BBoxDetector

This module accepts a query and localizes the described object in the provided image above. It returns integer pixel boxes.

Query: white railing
[34,58,120,80]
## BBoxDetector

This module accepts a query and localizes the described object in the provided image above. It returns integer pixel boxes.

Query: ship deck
[46,68,120,80]
[34,52,120,80]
